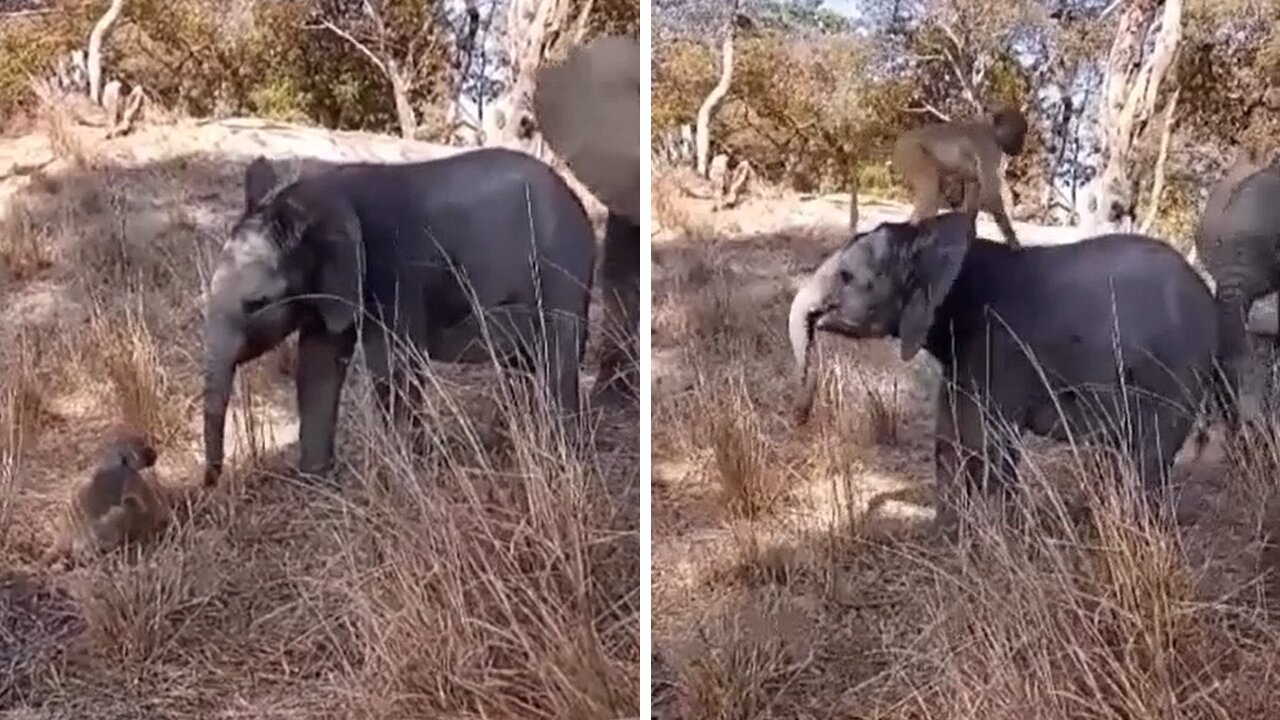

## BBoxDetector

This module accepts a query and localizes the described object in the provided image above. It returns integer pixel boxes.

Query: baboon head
[990,106,1028,157]
[100,433,158,471]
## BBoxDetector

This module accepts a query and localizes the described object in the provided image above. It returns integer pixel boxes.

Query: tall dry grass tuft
[688,361,785,519]
[28,76,92,167]
[678,598,815,720]
[0,328,61,455]
[0,199,56,281]
[900,444,1272,719]
[310,337,638,719]
[86,300,187,447]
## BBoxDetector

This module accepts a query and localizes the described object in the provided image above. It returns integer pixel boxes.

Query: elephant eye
[243,297,270,314]
[838,268,854,284]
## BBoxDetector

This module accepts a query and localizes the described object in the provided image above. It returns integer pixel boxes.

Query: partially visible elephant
[788,212,1219,521]
[202,148,598,486]
[1192,150,1280,432]
[533,34,640,403]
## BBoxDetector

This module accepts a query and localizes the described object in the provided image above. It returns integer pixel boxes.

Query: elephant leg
[442,305,585,423]
[1216,295,1252,435]
[295,325,356,479]
[593,212,640,406]
[1128,402,1192,523]
[933,383,994,530]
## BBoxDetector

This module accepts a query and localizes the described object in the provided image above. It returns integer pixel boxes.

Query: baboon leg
[894,138,943,225]
[979,159,1021,247]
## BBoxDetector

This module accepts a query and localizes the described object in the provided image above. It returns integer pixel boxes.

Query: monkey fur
[41,433,168,568]
[892,106,1028,247]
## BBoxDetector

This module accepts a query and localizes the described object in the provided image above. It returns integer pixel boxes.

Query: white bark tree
[1139,86,1179,233]
[1085,0,1182,233]
[488,0,577,150]
[694,0,740,177]
[87,0,126,105]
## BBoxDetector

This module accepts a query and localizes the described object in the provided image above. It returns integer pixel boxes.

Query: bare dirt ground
[0,115,637,719]
[651,174,1280,718]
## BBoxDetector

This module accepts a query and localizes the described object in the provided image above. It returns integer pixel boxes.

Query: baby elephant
[788,212,1219,523]
[42,434,169,567]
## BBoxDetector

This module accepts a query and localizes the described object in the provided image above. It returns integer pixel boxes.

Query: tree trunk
[1140,87,1179,233]
[87,0,126,105]
[695,33,735,177]
[387,60,417,140]
[1086,0,1181,233]
[491,0,573,149]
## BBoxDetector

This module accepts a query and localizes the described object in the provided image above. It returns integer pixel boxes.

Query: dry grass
[1,140,637,718]
[652,190,1280,718]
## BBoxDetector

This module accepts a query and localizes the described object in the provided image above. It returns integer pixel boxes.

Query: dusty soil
[650,182,1280,718]
[0,117,637,718]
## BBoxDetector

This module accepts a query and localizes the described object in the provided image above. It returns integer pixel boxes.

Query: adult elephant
[201,148,597,486]
[533,34,640,403]
[1192,149,1280,433]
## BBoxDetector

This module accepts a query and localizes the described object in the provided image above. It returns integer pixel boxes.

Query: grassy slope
[0,115,638,719]
[651,171,1280,719]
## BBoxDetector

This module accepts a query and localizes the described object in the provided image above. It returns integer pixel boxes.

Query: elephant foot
[294,459,339,489]
[202,465,222,488]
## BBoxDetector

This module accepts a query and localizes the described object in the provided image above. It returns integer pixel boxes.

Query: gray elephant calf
[202,148,597,486]
[789,212,1219,520]
[1193,152,1280,433]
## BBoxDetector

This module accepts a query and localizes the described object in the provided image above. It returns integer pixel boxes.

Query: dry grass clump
[680,598,816,719]
[0,199,56,281]
[686,361,788,520]
[898,456,1280,719]
[28,76,93,167]
[86,301,189,448]
[299,350,638,719]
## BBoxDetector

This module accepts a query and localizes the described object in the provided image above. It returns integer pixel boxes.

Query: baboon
[42,433,168,567]
[892,106,1028,247]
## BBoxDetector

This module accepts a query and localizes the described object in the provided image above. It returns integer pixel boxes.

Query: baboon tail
[848,169,860,231]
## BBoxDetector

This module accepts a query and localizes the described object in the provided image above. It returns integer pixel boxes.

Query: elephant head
[532,34,640,223]
[202,157,363,486]
[788,212,974,424]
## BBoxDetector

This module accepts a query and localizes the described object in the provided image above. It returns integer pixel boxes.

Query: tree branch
[316,19,388,77]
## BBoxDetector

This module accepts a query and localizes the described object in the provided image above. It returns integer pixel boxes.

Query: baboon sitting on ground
[42,433,168,568]
[892,106,1028,247]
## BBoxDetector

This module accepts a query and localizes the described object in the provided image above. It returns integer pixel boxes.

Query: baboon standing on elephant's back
[892,106,1029,247]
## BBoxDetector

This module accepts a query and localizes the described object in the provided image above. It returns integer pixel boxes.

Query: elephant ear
[897,212,974,361]
[272,194,363,335]
[533,35,640,223]
[311,203,364,335]
[244,156,278,212]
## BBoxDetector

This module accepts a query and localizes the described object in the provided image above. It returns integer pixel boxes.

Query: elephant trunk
[201,313,263,487]
[788,252,840,425]
[202,325,240,486]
